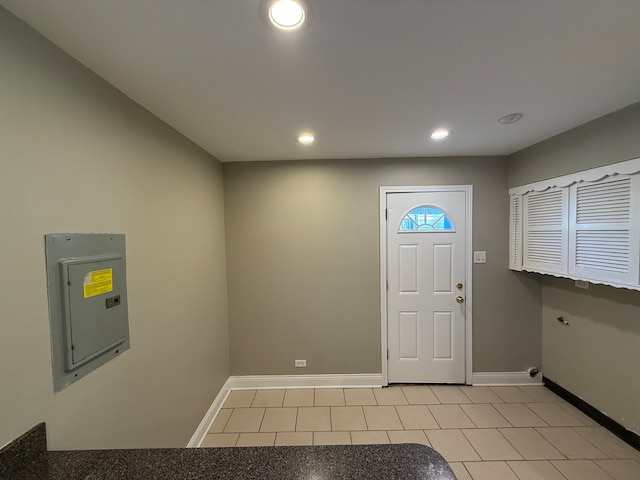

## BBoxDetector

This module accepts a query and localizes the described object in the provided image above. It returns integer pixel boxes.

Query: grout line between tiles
[329,407,333,432]
[362,405,370,431]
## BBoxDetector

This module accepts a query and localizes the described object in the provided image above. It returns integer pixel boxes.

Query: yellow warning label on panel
[83,268,113,298]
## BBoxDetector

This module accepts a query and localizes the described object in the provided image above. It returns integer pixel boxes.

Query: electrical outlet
[294,359,306,368]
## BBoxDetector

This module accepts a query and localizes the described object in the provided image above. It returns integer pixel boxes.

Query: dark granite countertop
[2,424,456,480]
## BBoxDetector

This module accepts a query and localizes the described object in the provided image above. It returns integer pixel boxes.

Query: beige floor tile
[223,390,256,408]
[506,460,566,480]
[459,386,503,404]
[428,404,475,429]
[551,460,614,479]
[402,385,440,404]
[236,432,276,447]
[259,407,297,432]
[448,462,472,480]
[461,404,511,428]
[296,406,331,431]
[344,388,377,406]
[558,403,598,426]
[499,427,565,460]
[430,385,472,404]
[331,406,367,431]
[275,432,313,446]
[462,429,522,461]
[223,408,265,433]
[425,429,481,462]
[595,459,640,480]
[207,387,624,476]
[491,386,535,403]
[526,403,585,426]
[313,431,351,445]
[395,405,439,429]
[282,388,314,407]
[538,427,609,459]
[363,405,403,430]
[493,403,548,427]
[518,386,563,403]
[208,408,232,433]
[251,389,285,407]
[314,388,345,406]
[372,387,408,405]
[200,433,238,447]
[387,430,430,446]
[351,431,390,445]
[463,461,518,480]
[574,427,640,459]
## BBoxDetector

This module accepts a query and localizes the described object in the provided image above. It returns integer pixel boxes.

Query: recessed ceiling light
[430,128,450,140]
[297,132,315,144]
[268,0,306,30]
[498,113,523,124]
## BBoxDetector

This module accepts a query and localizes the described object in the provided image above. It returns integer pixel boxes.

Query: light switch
[473,251,487,264]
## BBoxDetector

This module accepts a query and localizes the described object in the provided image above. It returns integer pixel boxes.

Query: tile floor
[200,385,640,480]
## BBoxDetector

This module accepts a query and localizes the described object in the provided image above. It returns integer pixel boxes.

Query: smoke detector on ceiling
[498,113,524,124]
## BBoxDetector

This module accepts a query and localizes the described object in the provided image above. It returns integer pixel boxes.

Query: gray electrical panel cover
[45,234,129,392]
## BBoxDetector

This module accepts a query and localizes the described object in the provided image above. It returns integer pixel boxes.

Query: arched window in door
[399,205,455,232]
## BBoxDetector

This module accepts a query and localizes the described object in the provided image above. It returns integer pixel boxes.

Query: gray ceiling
[3,0,640,162]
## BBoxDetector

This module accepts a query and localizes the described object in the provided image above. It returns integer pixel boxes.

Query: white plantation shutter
[509,195,522,270]
[569,176,640,284]
[509,157,640,290]
[523,188,568,274]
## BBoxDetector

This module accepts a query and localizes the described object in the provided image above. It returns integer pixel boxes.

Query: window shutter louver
[569,176,639,284]
[509,195,522,270]
[523,188,568,274]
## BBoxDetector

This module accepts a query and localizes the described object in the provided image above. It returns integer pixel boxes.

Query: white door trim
[380,186,473,385]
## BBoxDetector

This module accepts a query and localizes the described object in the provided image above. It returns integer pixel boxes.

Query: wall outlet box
[473,251,487,264]
[294,359,306,367]
[575,280,589,289]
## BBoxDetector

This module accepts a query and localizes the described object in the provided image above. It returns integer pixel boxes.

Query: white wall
[0,7,229,449]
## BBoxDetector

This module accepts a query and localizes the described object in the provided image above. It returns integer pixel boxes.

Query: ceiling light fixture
[268,0,306,30]
[498,113,523,124]
[296,132,315,144]
[430,128,450,140]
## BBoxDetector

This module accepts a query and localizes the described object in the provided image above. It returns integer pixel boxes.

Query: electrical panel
[45,234,129,392]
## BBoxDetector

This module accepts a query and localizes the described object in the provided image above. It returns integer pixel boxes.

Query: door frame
[379,185,473,385]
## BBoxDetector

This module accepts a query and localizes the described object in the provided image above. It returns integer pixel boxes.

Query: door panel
[399,245,419,292]
[387,190,467,384]
[399,312,419,359]
[433,244,453,292]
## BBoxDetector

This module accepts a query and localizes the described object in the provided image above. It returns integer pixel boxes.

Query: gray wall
[508,103,640,434]
[224,157,541,377]
[0,8,229,449]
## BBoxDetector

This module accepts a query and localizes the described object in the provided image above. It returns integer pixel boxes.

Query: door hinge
[385,208,388,221]
[386,279,389,291]
[387,349,389,359]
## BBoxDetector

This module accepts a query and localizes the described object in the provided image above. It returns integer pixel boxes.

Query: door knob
[456,296,465,303]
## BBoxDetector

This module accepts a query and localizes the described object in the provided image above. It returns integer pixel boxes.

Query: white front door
[385,189,469,384]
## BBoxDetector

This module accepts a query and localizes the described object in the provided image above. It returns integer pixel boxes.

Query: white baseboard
[472,371,543,386]
[228,373,384,390]
[187,377,233,448]
[187,373,383,447]
[190,372,543,446]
